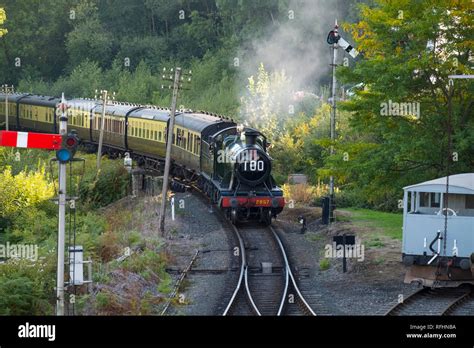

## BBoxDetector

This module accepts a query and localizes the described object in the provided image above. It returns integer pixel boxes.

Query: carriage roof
[403,173,474,195]
[0,93,60,106]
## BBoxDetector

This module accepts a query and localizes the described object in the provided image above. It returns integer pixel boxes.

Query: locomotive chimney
[244,130,258,145]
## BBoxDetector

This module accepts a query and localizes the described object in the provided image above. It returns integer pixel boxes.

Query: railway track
[385,285,474,316]
[222,223,316,316]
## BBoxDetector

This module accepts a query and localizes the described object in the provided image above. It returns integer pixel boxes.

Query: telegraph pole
[95,90,115,170]
[56,93,68,316]
[159,67,181,235]
[329,20,338,223]
[2,84,14,131]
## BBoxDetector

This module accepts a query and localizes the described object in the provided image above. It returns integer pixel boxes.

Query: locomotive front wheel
[261,208,272,226]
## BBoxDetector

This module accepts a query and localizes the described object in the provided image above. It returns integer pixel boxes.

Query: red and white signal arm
[0,131,62,150]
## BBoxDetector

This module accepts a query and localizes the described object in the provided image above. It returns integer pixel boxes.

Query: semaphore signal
[56,132,79,163]
[0,130,62,150]
[325,19,359,224]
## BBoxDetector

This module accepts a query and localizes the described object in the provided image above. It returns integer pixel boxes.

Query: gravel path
[273,208,420,315]
[162,191,237,315]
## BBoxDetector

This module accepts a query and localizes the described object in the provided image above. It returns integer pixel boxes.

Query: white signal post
[56,93,68,316]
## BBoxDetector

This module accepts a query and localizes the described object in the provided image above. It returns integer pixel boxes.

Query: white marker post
[171,196,175,221]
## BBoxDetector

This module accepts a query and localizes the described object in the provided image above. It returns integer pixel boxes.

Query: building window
[430,193,440,208]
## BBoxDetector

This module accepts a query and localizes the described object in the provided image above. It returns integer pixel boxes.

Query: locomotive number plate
[255,199,270,206]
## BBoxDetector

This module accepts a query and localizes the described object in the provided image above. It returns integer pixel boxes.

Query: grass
[306,233,324,242]
[319,258,330,271]
[337,208,403,240]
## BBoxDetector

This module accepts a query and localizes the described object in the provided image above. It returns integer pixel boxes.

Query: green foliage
[157,271,172,294]
[334,189,368,209]
[0,7,7,37]
[52,60,103,98]
[95,292,111,309]
[319,258,330,271]
[0,166,54,218]
[116,61,160,104]
[66,1,113,69]
[331,0,474,208]
[3,205,57,245]
[0,0,71,82]
[78,156,129,209]
[241,63,294,139]
[122,250,168,276]
[0,258,56,315]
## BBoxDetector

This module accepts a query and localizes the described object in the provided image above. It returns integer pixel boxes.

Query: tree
[66,1,113,69]
[240,63,294,139]
[331,0,474,209]
[0,8,7,37]
[0,1,71,83]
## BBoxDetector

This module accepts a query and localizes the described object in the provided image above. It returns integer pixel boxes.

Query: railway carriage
[126,107,169,159]
[0,93,23,130]
[0,92,285,224]
[0,93,59,132]
[402,173,474,287]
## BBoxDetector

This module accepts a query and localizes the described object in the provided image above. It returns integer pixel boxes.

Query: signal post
[0,93,78,316]
[55,94,79,315]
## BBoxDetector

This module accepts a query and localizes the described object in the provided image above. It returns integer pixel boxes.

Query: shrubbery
[78,155,129,209]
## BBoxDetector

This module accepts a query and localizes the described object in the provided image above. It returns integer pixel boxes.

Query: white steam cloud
[239,0,349,129]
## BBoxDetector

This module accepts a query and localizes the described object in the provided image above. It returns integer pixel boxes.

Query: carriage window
[466,195,474,209]
[420,193,429,207]
[176,129,181,146]
[430,193,440,208]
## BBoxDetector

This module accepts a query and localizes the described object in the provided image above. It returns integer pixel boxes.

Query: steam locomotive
[0,93,285,225]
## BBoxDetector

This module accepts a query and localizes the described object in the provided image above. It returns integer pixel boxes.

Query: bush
[78,156,129,209]
[333,189,369,209]
[0,257,56,315]
[98,230,121,262]
[283,183,333,206]
[0,166,54,219]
